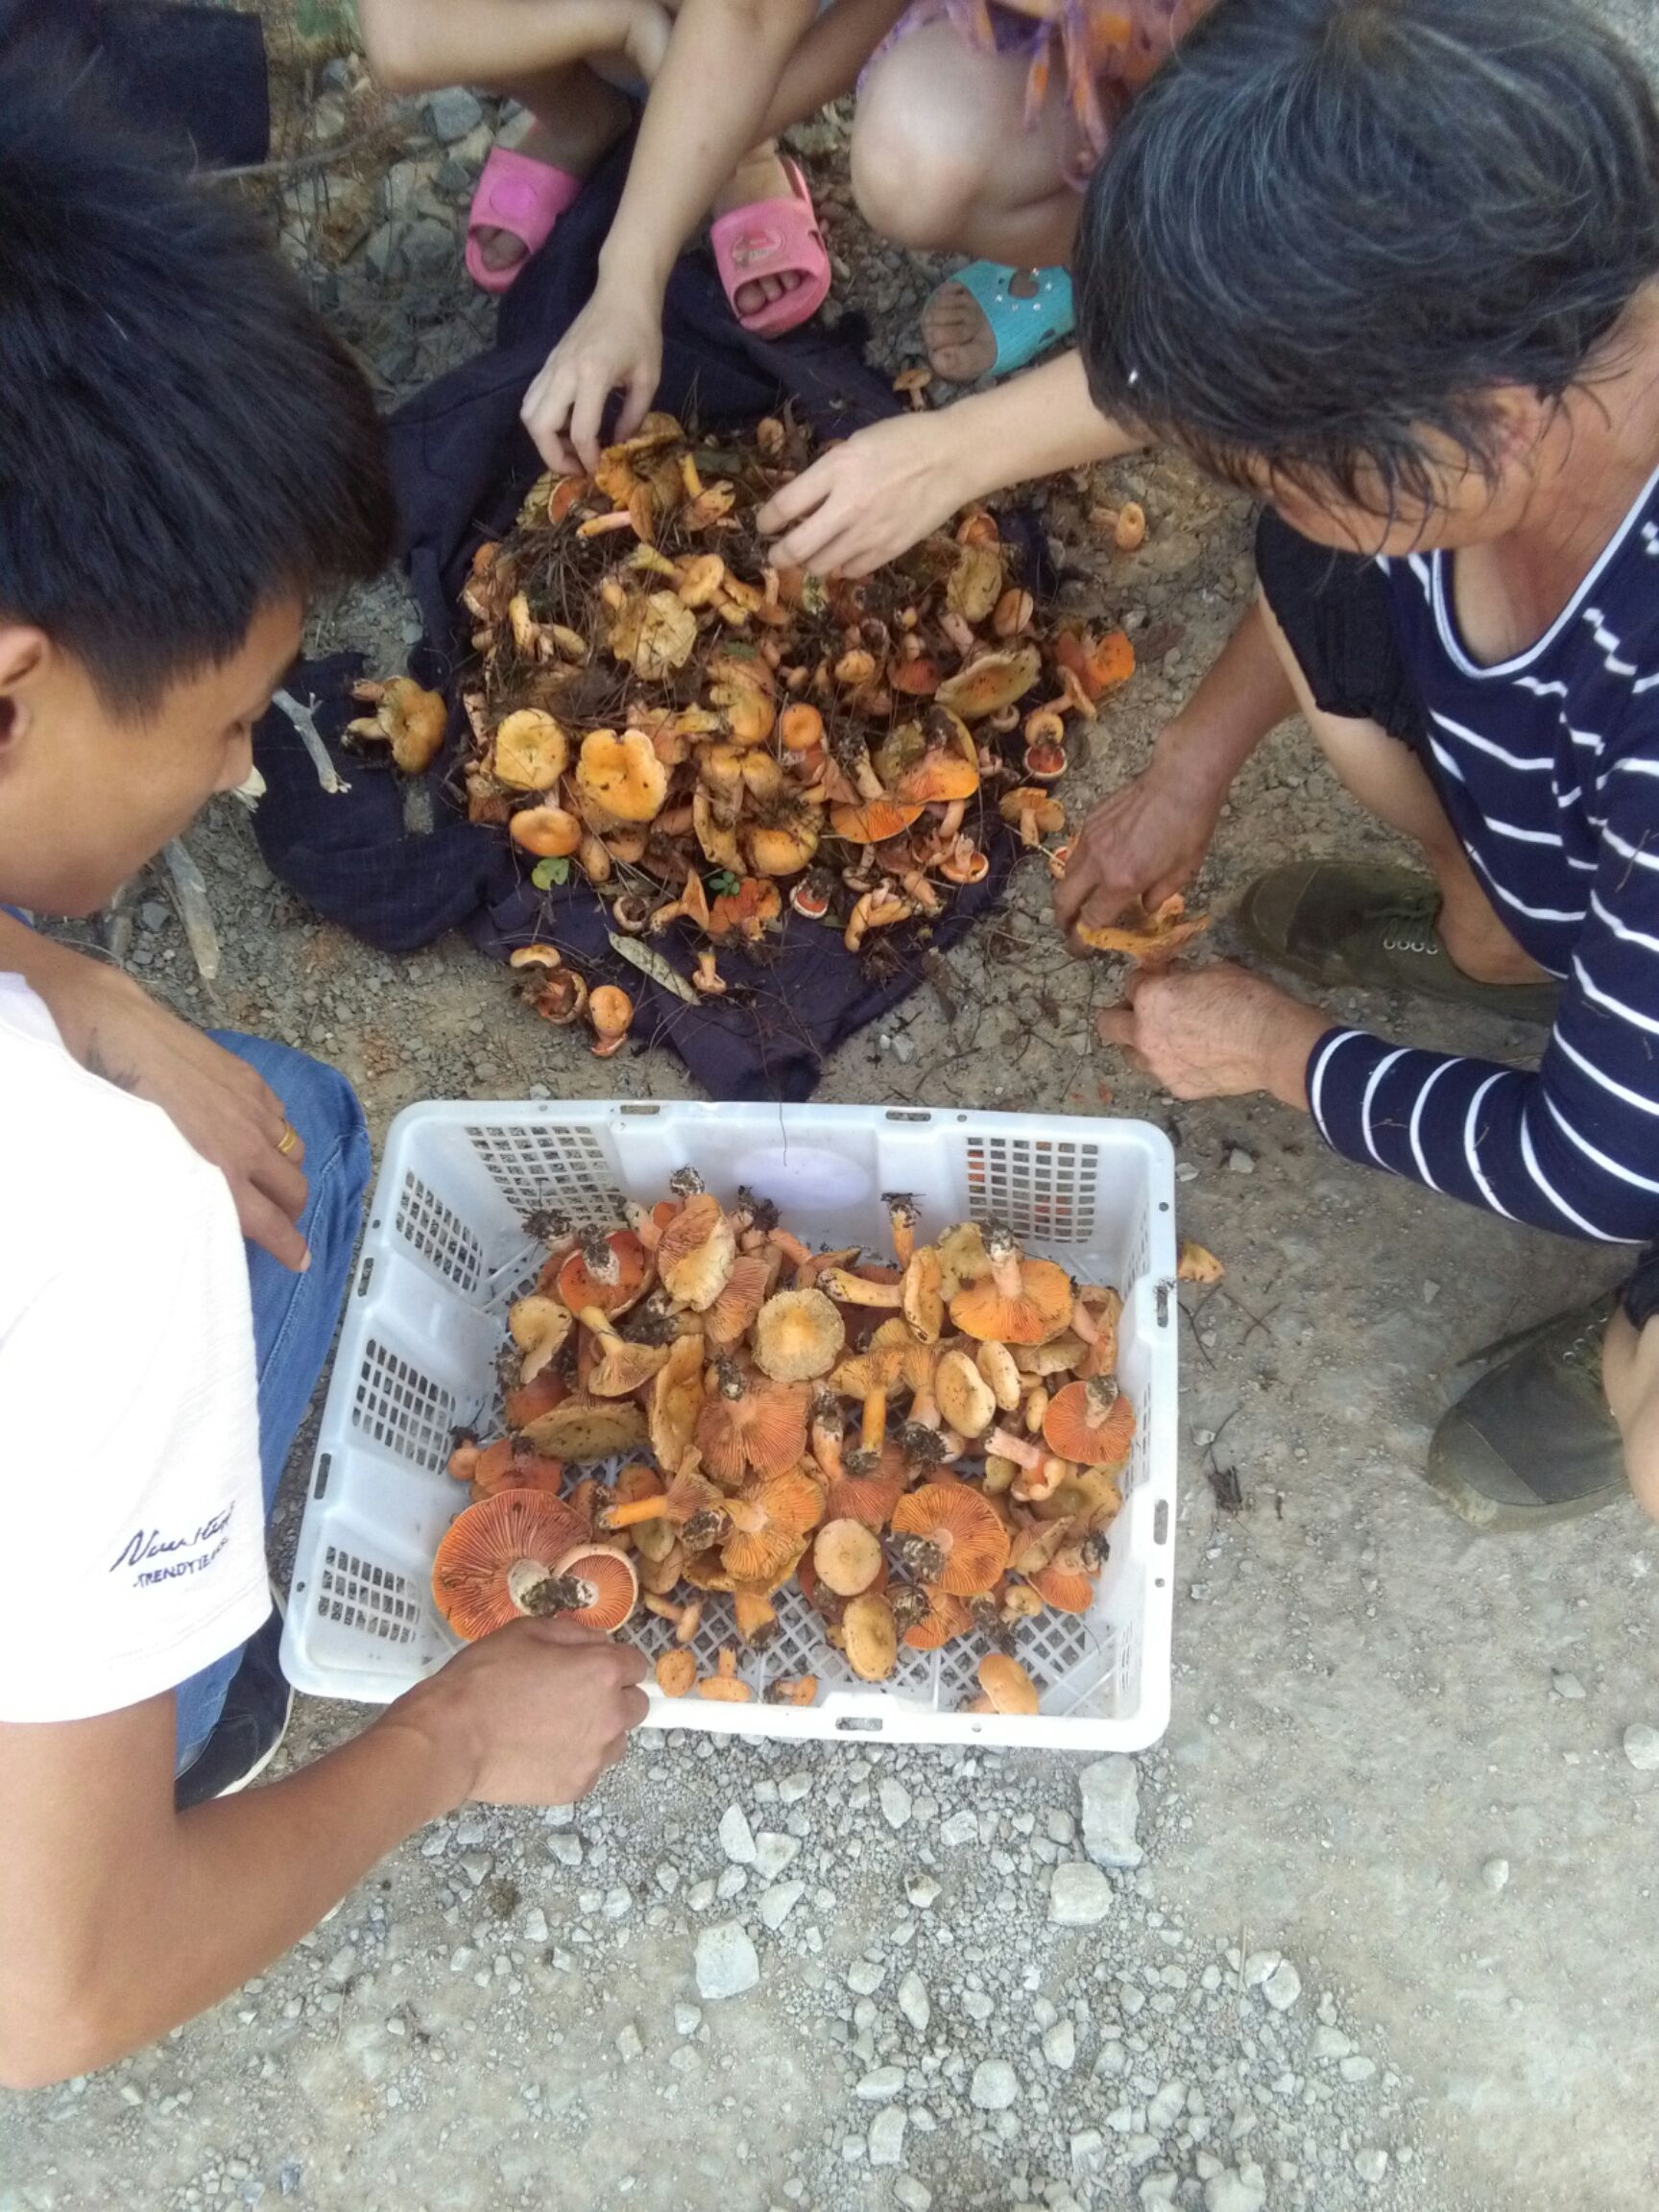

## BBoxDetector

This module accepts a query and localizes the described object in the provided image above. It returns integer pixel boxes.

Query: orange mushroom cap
[493,708,570,791]
[842,1591,899,1681]
[753,1287,846,1382]
[431,1490,590,1640]
[888,1481,1011,1597]
[948,1229,1073,1346]
[1041,1376,1136,1472]
[576,728,669,826]
[557,1229,649,1317]
[974,1651,1040,1714]
[544,1541,639,1631]
[658,1191,738,1312]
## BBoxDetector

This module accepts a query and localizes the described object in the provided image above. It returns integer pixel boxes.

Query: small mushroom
[533,1541,638,1631]
[518,1393,649,1464]
[577,728,669,826]
[588,984,635,1058]
[842,1591,899,1681]
[658,1191,737,1312]
[935,1346,998,1437]
[1042,1376,1135,1471]
[348,677,448,776]
[764,1674,819,1707]
[998,785,1067,849]
[949,1226,1073,1346]
[844,886,920,951]
[790,871,834,921]
[525,968,589,1025]
[493,708,570,792]
[510,804,585,858]
[753,1287,846,1382]
[579,1306,672,1397]
[430,1490,590,1641]
[694,1647,754,1702]
[656,1647,698,1697]
[975,1338,1023,1412]
[892,365,932,410]
[813,1517,884,1598]
[888,1481,1010,1597]
[966,1652,1040,1715]
[691,948,727,996]
[508,1292,573,1382]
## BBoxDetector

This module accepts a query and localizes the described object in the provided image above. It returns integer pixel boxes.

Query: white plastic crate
[282,1100,1178,1751]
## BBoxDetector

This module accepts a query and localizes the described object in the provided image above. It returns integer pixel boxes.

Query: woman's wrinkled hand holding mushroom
[1053,741,1228,946]
[1095,962,1330,1108]
[399,1615,650,1808]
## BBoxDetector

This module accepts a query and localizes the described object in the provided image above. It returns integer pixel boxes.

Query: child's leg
[1602,1302,1659,1524]
[851,18,1090,378]
[360,0,669,276]
[172,1040,371,1771]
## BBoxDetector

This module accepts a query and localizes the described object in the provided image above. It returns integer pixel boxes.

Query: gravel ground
[6,21,1659,2212]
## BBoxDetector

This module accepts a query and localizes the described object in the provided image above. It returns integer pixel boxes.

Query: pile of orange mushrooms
[353,411,1141,1054]
[432,1178,1133,1717]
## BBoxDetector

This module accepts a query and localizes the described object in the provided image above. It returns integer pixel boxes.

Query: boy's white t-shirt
[0,973,270,1724]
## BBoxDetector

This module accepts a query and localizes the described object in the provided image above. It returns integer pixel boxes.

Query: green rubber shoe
[1237,861,1562,1027]
[1425,1295,1627,1529]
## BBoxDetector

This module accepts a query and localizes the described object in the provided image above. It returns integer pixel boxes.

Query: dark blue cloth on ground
[252,135,1024,1100]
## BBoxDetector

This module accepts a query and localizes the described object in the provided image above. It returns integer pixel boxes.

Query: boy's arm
[758,350,1143,578]
[0,1621,647,2088]
[524,0,867,471]
[0,913,308,1270]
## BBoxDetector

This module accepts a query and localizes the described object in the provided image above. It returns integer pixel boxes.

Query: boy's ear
[0,625,54,752]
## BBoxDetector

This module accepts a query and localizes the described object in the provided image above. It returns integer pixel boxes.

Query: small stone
[139,900,169,931]
[719,1805,758,1863]
[695,1921,759,2003]
[759,1881,805,1932]
[1339,2056,1378,2084]
[940,1810,978,1849]
[879,1778,913,1830]
[674,2002,702,2036]
[1480,1857,1510,1895]
[1241,1951,1279,1988]
[754,1833,800,1882]
[1080,1757,1143,1870]
[521,1908,549,1944]
[1049,1862,1115,1926]
[906,1876,941,1910]
[1146,2080,1186,2130]
[847,1958,885,1997]
[1354,2148,1390,2185]
[964,1989,995,2024]
[460,1852,493,1887]
[895,2178,932,2211]
[970,2059,1020,2111]
[1204,2166,1267,2212]
[1262,1960,1302,2011]
[1623,1723,1659,1771]
[1226,1147,1255,1175]
[1310,2027,1351,2062]
[1042,2020,1077,2072]
[615,2023,642,2062]
[1551,1670,1586,1700]
[716,1866,749,1901]
[424,86,485,142]
[898,1971,931,2033]
[324,1944,357,1986]
[867,2106,907,2167]
[855,2066,905,2102]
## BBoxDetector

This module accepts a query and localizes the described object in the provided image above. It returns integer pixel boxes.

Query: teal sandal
[926,262,1074,383]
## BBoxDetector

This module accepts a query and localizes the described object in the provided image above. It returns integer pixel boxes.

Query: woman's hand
[1094,961,1329,1108]
[1053,740,1228,943]
[757,411,970,577]
[520,281,667,476]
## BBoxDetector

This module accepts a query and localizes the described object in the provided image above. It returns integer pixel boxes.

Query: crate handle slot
[356,1257,374,1299]
[1156,1283,1170,1329]
[620,1103,661,1117]
[312,1454,332,1502]
[833,1715,885,1733]
[884,1110,932,1123]
[1153,1500,1169,1546]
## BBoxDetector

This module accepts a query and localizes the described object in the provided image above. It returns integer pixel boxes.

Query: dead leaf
[609,933,700,1005]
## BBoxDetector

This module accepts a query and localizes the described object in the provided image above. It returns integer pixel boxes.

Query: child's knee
[356,0,439,95]
[850,98,980,252]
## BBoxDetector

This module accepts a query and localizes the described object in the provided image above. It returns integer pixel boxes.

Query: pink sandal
[709,156,832,339]
[465,145,586,296]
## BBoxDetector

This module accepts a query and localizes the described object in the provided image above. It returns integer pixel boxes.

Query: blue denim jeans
[172,1034,371,1770]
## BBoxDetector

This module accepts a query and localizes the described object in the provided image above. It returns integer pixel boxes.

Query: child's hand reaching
[757,410,974,576]
[521,279,666,475]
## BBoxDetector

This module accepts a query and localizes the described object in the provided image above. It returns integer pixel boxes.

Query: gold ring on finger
[276,1122,300,1158]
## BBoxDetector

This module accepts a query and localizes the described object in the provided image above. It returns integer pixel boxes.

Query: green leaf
[707,869,741,898]
[531,856,571,889]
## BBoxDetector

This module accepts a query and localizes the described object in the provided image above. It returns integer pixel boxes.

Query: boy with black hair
[0,75,647,2088]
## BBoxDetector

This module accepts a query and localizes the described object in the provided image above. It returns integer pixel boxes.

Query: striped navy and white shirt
[1308,465,1659,1244]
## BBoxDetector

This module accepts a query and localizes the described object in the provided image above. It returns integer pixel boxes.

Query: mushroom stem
[859,1387,888,1458]
[985,1424,1044,1470]
[601,1489,672,1530]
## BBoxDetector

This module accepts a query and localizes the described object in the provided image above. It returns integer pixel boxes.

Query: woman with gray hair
[1055,0,1659,1528]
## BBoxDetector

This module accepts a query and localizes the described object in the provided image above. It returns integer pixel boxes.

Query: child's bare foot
[712,141,803,319]
[472,76,634,276]
[922,270,1040,382]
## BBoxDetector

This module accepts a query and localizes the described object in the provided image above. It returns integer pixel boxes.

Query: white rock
[898,1971,931,2033]
[615,2023,642,2061]
[759,1881,805,1932]
[1310,2027,1351,2062]
[847,1958,885,1997]
[753,1833,800,1882]
[1623,1723,1659,1771]
[1049,1862,1115,1926]
[1080,1757,1143,1869]
[1070,2129,1106,2177]
[879,1778,913,1830]
[894,2178,932,2211]
[716,1866,749,1901]
[1141,2178,1180,2208]
[1241,1951,1279,1989]
[1339,2056,1377,2084]
[1481,1857,1510,1895]
[906,1876,941,1910]
[1226,1147,1255,1175]
[868,2107,907,2168]
[719,1805,758,1863]
[1262,1960,1302,2012]
[940,1810,979,1849]
[694,1921,758,2002]
[1042,2020,1077,2072]
[1146,2080,1186,2130]
[1551,1670,1587,1699]
[673,2002,702,2036]
[1354,2148,1389,2184]
[1204,2165,1267,2212]
[970,2059,1020,2111]
[521,1908,549,1945]
[855,2066,905,2102]
[964,1989,995,2024]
